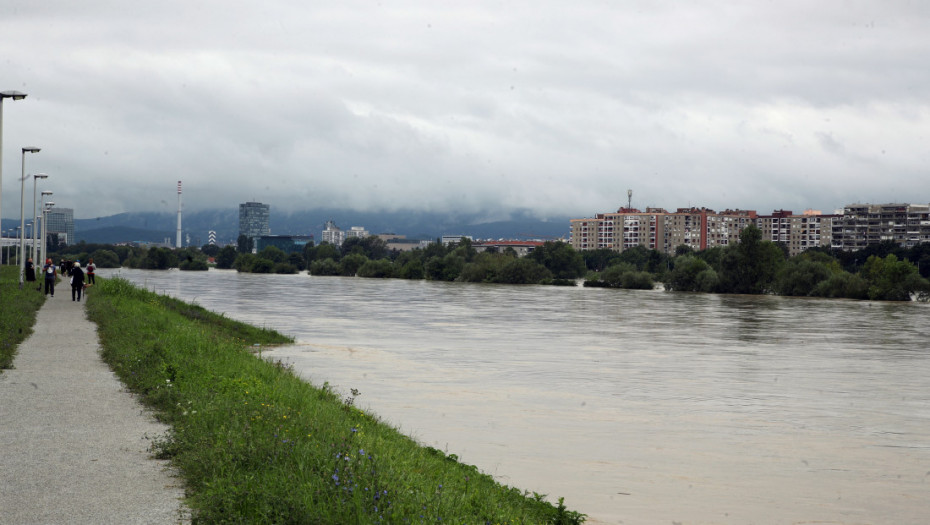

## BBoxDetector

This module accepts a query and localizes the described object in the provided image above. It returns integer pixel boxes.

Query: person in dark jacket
[71,262,85,302]
[25,257,36,282]
[43,258,56,297]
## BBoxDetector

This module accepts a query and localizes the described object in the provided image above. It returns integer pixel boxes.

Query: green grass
[0,265,46,370]
[86,276,585,524]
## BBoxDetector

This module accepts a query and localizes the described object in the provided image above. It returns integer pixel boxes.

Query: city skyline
[2,2,929,221]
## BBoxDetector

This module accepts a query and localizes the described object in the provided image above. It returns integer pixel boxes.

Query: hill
[73,208,571,245]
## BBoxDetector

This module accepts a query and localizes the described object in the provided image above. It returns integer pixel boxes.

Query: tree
[665,255,712,292]
[528,241,585,279]
[309,258,340,276]
[497,257,552,284]
[775,258,834,296]
[89,249,120,268]
[200,244,221,257]
[716,225,784,294]
[340,253,369,276]
[860,254,929,301]
[257,245,286,264]
[215,245,238,269]
[236,234,253,254]
[357,259,395,278]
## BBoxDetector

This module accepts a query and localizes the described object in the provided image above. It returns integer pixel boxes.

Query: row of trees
[50,226,930,301]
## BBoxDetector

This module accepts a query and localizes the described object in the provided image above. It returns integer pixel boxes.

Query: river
[99,268,930,524]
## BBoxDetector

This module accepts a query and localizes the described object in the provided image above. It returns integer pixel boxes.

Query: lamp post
[31,170,47,265]
[35,190,52,265]
[0,91,28,261]
[19,148,41,287]
[42,201,54,268]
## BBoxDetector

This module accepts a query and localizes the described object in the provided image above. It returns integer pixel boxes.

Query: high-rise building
[46,207,75,246]
[239,202,270,245]
[832,203,930,251]
[321,220,345,246]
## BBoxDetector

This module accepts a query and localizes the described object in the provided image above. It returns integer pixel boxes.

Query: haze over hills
[69,208,572,246]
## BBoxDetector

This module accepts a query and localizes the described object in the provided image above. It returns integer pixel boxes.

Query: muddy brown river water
[103,268,930,524]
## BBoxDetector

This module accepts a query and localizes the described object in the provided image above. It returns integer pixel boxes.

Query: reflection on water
[102,268,930,524]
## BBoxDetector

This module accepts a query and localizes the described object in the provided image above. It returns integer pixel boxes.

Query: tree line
[51,224,930,301]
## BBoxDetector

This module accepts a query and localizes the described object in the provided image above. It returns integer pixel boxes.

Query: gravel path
[0,290,189,524]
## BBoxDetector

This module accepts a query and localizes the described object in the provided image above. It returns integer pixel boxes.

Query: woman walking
[70,262,85,302]
[85,258,96,285]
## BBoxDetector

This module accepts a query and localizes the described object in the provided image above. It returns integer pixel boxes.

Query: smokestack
[177,180,182,248]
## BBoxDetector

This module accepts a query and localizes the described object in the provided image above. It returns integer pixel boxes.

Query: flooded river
[101,268,930,524]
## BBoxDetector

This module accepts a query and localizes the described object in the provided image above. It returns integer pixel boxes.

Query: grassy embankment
[0,266,46,370]
[86,276,585,524]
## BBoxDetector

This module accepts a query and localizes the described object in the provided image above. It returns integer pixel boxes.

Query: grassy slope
[86,276,584,524]
[0,266,46,370]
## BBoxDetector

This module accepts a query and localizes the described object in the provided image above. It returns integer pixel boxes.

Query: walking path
[0,291,189,524]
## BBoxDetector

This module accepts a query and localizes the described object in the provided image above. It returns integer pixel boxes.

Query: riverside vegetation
[55,224,930,301]
[85,276,586,524]
[0,266,46,370]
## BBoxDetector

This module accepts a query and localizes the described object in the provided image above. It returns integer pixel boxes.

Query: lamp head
[23,147,41,154]
[0,90,27,100]
[42,190,53,196]
[34,173,48,180]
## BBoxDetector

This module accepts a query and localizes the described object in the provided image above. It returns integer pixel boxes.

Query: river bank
[85,276,585,523]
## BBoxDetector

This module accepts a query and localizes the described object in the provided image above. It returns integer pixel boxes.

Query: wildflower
[351,427,358,433]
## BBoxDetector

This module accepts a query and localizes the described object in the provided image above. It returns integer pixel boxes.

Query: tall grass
[86,276,585,524]
[0,266,46,370]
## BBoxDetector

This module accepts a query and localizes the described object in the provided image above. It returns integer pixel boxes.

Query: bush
[357,259,395,278]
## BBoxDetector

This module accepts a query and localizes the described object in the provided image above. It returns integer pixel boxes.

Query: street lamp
[35,190,52,265]
[18,148,41,287]
[42,201,54,268]
[0,91,28,258]
[30,170,48,266]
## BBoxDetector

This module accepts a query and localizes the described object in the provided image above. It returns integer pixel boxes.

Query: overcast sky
[2,1,928,221]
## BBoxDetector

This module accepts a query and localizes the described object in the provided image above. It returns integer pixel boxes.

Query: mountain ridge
[70,208,572,245]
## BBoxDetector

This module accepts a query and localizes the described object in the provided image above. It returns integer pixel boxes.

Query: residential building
[832,203,930,250]
[346,226,369,239]
[46,207,75,246]
[570,207,754,254]
[321,220,345,246]
[239,202,270,245]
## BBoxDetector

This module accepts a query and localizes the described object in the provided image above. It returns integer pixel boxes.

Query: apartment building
[832,203,930,250]
[570,207,754,254]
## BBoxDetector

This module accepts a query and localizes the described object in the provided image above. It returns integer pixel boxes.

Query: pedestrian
[25,257,36,282]
[71,262,85,302]
[85,258,96,285]
[43,258,56,297]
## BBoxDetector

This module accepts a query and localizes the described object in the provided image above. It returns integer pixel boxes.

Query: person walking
[43,258,56,297]
[25,257,36,282]
[71,262,85,302]
[85,258,96,285]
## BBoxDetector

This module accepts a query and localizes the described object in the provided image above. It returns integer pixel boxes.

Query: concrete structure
[256,234,314,254]
[239,202,270,245]
[46,207,74,246]
[321,220,345,246]
[208,230,216,245]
